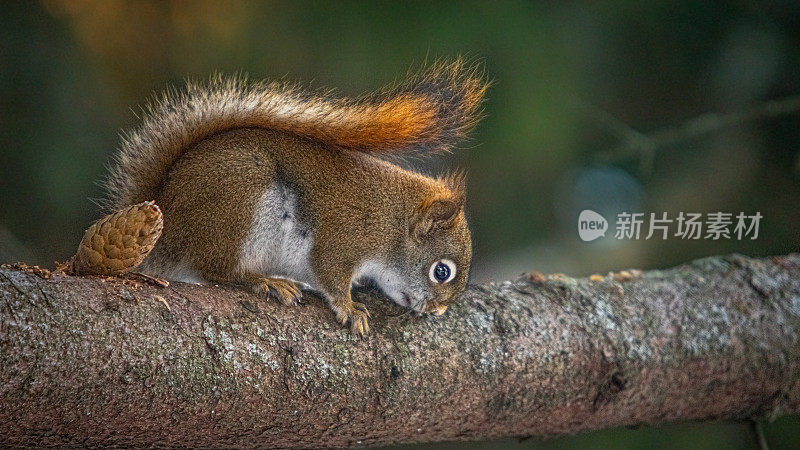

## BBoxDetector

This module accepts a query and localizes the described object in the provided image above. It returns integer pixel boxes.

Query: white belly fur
[238,183,316,286]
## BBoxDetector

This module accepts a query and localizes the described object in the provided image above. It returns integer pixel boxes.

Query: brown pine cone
[70,201,163,276]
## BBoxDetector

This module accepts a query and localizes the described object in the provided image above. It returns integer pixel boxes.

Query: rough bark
[0,254,799,448]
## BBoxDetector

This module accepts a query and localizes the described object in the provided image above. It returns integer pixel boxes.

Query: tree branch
[1,254,799,447]
[577,95,800,175]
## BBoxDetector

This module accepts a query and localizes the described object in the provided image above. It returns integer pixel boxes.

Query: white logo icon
[578,209,608,242]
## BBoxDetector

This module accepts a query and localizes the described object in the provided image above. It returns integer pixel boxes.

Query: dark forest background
[1,1,798,448]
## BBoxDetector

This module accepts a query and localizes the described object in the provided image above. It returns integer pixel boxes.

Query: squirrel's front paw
[250,277,303,306]
[334,301,371,336]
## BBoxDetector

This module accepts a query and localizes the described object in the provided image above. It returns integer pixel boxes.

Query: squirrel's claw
[249,276,303,306]
[334,301,371,336]
[353,301,371,318]
[348,303,371,336]
[268,279,303,306]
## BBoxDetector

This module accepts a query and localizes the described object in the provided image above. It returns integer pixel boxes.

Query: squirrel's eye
[429,259,456,284]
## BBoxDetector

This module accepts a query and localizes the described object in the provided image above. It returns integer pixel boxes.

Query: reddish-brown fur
[104,61,487,334]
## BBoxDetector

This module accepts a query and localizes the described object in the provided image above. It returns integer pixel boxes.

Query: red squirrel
[80,60,487,335]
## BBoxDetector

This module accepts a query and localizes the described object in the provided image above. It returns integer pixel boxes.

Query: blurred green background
[1,1,798,448]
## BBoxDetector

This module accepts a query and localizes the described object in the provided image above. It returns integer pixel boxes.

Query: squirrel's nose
[428,304,448,316]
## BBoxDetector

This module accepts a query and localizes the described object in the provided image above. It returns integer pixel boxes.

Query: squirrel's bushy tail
[104,59,488,210]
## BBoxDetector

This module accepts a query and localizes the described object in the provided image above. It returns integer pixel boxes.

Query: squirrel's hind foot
[247,275,303,306]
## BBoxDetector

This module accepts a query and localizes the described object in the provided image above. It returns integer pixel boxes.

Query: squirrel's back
[104,60,487,210]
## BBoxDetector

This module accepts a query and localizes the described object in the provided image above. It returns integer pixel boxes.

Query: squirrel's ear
[438,170,467,207]
[412,195,462,238]
[411,171,467,238]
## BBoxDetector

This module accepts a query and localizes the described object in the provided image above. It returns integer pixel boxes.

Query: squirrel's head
[377,172,471,315]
